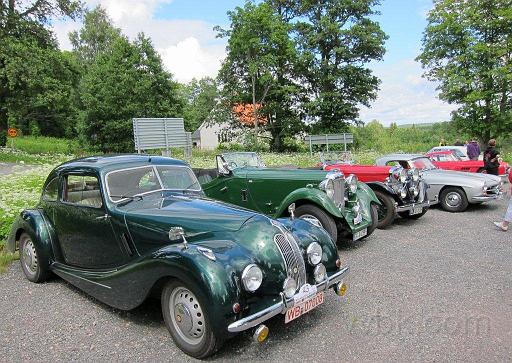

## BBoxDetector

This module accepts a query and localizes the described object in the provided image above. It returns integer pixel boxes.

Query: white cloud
[53,0,225,83]
[359,59,456,125]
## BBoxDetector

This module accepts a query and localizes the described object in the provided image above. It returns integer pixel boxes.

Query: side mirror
[288,203,296,220]
[216,155,231,176]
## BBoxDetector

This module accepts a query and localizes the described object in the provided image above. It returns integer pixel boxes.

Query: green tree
[216,1,303,151]
[290,0,387,133]
[69,6,122,67]
[181,77,219,131]
[417,0,512,143]
[0,0,82,143]
[79,34,183,152]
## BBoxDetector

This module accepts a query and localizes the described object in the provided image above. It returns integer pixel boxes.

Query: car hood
[122,194,257,234]
[423,168,501,186]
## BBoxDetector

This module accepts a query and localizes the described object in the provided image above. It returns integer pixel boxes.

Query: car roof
[54,154,188,174]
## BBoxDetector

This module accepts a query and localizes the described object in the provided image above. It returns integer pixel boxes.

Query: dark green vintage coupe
[7,155,349,358]
[194,152,380,245]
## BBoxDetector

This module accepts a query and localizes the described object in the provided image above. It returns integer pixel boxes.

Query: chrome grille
[333,176,345,208]
[274,233,307,288]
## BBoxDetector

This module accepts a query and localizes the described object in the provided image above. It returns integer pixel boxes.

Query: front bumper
[471,191,503,202]
[396,200,430,213]
[227,266,349,333]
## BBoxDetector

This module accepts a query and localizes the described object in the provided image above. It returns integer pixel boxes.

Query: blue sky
[54,0,455,125]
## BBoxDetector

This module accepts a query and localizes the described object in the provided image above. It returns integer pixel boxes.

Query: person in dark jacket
[466,139,480,160]
[483,139,500,175]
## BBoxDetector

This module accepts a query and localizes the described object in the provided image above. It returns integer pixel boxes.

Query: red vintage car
[321,160,430,229]
[425,150,510,177]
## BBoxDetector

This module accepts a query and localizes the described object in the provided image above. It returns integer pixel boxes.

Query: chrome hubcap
[170,287,205,345]
[445,192,461,207]
[22,239,38,275]
[299,214,323,228]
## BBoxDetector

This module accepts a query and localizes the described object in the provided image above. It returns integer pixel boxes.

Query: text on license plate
[285,292,324,324]
[410,205,423,215]
[353,228,367,240]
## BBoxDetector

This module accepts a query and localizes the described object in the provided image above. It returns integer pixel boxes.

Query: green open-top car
[194,152,380,245]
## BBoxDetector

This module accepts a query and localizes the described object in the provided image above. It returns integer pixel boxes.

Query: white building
[192,121,233,150]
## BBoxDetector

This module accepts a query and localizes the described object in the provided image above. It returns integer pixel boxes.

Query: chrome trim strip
[227,266,349,333]
[53,268,112,290]
[471,192,503,202]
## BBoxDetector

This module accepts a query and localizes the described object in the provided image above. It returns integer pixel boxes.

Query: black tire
[398,208,428,220]
[161,279,219,359]
[366,203,379,237]
[19,232,49,283]
[295,204,338,243]
[439,187,469,212]
[373,190,396,229]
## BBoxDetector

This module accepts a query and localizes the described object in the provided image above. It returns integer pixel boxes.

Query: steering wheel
[227,161,238,170]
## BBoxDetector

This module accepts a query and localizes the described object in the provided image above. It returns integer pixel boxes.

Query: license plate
[410,205,423,215]
[353,213,363,224]
[285,292,324,324]
[353,228,367,240]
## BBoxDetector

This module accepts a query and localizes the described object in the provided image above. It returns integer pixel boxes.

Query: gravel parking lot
[1,195,511,362]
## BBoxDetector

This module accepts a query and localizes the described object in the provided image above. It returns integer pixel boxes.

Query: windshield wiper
[110,194,144,206]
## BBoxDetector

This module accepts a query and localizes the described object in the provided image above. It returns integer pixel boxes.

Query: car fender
[356,182,381,206]
[7,209,55,268]
[273,187,343,218]
[364,181,396,201]
[147,244,244,338]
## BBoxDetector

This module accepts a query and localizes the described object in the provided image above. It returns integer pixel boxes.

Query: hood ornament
[288,203,296,220]
[169,226,188,249]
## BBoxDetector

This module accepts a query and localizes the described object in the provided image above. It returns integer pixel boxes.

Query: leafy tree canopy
[79,34,183,152]
[417,0,512,143]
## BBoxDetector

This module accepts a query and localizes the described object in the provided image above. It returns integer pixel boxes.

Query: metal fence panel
[133,118,191,153]
[305,133,353,155]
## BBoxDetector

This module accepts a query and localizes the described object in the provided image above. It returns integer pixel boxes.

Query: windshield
[106,165,201,202]
[430,153,458,162]
[410,157,436,170]
[222,152,265,168]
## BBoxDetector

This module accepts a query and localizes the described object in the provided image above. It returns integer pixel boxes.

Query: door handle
[241,189,248,202]
[96,214,110,221]
[220,186,228,192]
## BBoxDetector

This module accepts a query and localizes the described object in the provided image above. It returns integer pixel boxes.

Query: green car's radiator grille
[333,177,345,208]
[274,233,307,288]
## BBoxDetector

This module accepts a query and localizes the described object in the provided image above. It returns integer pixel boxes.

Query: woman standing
[493,172,512,232]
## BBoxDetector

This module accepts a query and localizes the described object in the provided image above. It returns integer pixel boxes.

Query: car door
[53,172,129,269]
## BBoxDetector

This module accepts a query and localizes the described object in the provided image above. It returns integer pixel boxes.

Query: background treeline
[1,0,511,153]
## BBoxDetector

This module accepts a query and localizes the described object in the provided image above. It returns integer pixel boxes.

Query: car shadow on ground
[39,268,346,360]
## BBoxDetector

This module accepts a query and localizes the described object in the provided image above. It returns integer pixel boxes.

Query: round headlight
[400,188,407,198]
[306,242,322,265]
[242,264,263,292]
[411,168,420,182]
[399,169,408,183]
[346,174,358,193]
[313,264,327,283]
[319,178,335,199]
[283,277,297,298]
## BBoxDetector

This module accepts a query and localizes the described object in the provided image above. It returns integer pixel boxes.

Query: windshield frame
[221,152,265,169]
[410,157,437,170]
[104,164,202,204]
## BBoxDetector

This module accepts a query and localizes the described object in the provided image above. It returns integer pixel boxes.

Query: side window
[42,177,59,201]
[64,175,103,208]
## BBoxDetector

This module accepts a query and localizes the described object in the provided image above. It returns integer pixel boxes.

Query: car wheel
[19,232,49,283]
[295,204,338,244]
[373,190,396,229]
[365,203,379,237]
[162,280,218,359]
[439,187,469,212]
[398,208,428,220]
